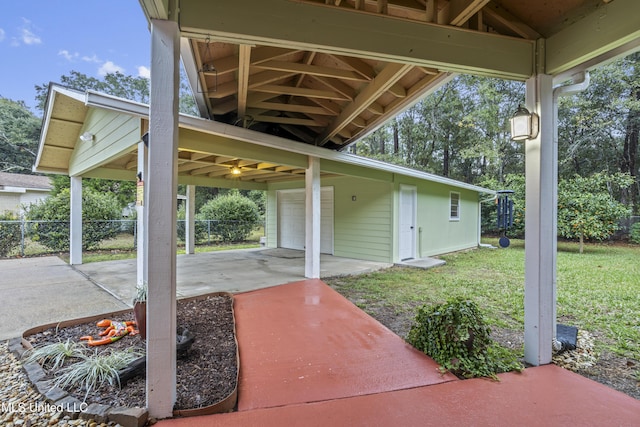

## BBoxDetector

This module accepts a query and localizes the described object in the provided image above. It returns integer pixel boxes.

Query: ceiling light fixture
[79,132,95,143]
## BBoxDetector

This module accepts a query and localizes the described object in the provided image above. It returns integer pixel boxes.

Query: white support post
[145,19,179,419]
[69,176,82,265]
[136,140,147,289]
[305,156,321,279]
[524,74,556,366]
[185,185,196,255]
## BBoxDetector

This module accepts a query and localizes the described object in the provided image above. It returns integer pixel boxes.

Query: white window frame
[449,191,460,221]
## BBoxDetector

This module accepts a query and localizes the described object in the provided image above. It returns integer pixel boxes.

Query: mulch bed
[23,295,237,411]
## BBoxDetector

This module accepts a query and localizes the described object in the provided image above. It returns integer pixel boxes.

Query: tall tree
[558,53,640,213]
[557,173,633,253]
[35,69,198,116]
[0,98,41,174]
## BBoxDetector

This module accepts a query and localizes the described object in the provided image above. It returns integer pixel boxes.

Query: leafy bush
[0,211,21,257]
[197,191,260,243]
[407,297,522,379]
[630,222,640,244]
[176,203,207,243]
[24,188,121,251]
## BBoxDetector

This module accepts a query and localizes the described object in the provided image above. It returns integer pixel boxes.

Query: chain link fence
[0,219,263,258]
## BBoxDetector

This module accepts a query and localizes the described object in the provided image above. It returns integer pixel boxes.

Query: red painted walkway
[159,280,640,426]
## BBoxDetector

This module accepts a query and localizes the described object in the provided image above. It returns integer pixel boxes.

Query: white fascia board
[34,84,86,172]
[84,91,494,195]
[0,187,27,193]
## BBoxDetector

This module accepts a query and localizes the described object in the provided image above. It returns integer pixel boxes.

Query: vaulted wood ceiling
[152,0,639,152]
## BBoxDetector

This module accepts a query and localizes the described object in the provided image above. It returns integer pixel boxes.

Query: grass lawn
[58,228,263,264]
[328,238,640,363]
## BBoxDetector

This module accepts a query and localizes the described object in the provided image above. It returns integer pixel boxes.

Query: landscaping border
[13,292,239,426]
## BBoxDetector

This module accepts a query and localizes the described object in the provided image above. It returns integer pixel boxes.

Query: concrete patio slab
[0,257,128,340]
[74,248,392,304]
[397,256,446,269]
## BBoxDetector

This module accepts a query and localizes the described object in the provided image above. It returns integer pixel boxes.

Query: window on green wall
[450,192,460,221]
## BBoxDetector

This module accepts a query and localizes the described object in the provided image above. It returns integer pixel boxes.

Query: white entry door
[278,188,334,253]
[399,185,417,261]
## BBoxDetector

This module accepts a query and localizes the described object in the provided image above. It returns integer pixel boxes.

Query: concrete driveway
[0,256,129,340]
[1,248,391,340]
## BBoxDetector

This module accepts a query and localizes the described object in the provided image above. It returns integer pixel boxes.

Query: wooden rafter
[254,60,369,81]
[237,44,252,119]
[317,62,413,145]
[448,0,490,26]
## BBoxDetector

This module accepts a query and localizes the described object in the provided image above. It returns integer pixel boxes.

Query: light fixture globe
[79,131,95,143]
[510,104,539,141]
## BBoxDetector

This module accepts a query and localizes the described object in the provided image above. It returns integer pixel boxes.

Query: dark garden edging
[13,292,239,426]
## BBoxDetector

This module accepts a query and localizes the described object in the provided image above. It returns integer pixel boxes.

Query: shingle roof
[0,172,52,190]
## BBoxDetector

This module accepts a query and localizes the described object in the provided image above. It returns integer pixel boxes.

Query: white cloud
[18,19,41,45]
[82,54,101,64]
[58,50,79,61]
[0,28,5,42]
[137,66,150,79]
[21,28,41,45]
[98,60,125,76]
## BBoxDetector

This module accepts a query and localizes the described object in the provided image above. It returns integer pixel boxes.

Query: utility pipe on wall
[550,71,590,345]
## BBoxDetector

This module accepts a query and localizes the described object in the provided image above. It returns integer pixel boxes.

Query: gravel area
[1,341,118,427]
[2,294,237,426]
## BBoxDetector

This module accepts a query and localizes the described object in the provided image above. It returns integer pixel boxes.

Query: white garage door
[278,188,333,254]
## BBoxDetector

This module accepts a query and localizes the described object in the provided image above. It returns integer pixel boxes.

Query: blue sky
[0,1,150,112]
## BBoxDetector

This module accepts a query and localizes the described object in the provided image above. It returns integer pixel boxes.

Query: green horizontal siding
[333,177,393,262]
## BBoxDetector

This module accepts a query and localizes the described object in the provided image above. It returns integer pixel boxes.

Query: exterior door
[399,185,417,260]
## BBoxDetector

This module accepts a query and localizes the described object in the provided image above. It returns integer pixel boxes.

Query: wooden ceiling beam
[237,44,252,119]
[311,75,356,101]
[201,53,240,77]
[179,0,534,79]
[330,55,376,80]
[317,62,413,145]
[252,84,349,101]
[483,1,541,39]
[308,97,342,115]
[448,0,490,27]
[251,113,327,127]
[254,60,369,81]
[247,100,335,116]
[248,70,297,88]
[250,46,300,64]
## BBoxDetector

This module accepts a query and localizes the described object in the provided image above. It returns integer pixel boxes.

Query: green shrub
[630,222,640,244]
[407,297,523,379]
[197,191,260,243]
[176,203,207,243]
[24,188,121,251]
[0,211,21,257]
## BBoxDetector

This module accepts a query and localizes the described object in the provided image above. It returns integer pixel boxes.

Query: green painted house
[266,163,490,263]
[35,85,491,265]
